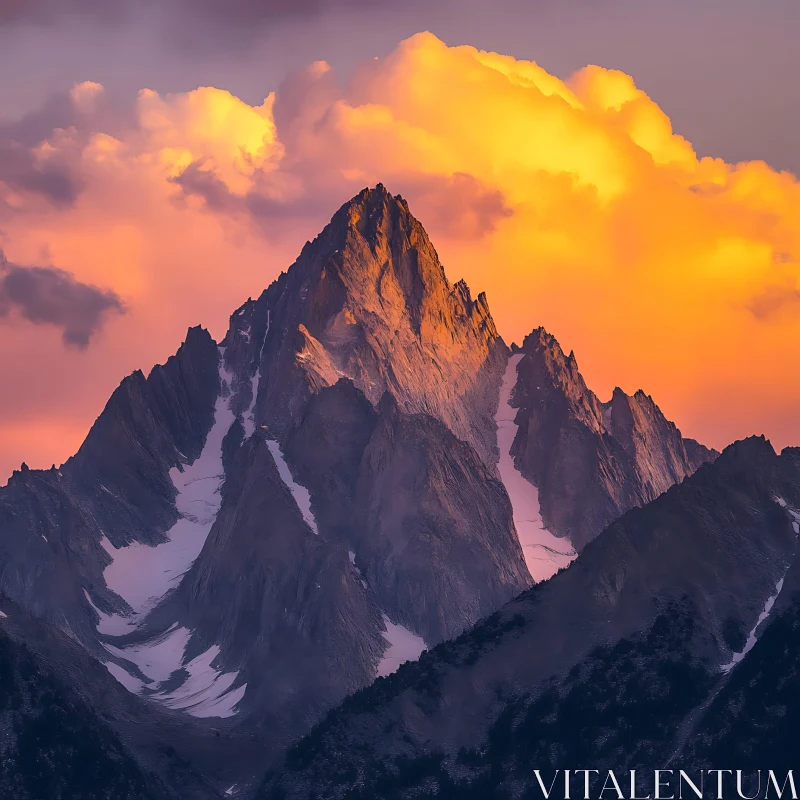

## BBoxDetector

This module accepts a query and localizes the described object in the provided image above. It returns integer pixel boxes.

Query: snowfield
[95,349,246,718]
[495,353,577,582]
[378,614,427,677]
[98,352,235,625]
[266,438,319,535]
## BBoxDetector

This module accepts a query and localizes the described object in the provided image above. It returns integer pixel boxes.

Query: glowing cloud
[1,31,799,479]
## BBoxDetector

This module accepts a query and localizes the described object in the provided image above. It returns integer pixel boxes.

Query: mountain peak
[323,184,415,251]
[221,184,506,464]
[715,434,775,469]
[510,323,718,550]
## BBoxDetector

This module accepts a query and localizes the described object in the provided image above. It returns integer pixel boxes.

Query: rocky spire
[222,184,507,464]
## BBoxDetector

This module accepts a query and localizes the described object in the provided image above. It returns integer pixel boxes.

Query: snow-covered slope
[97,352,235,628]
[86,351,246,719]
[508,329,717,550]
[495,353,576,581]
[378,615,428,677]
[265,438,319,535]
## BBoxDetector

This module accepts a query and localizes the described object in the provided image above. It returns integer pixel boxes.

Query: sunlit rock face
[221,183,508,467]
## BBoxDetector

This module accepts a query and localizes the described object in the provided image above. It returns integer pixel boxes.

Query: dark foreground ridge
[259,439,800,799]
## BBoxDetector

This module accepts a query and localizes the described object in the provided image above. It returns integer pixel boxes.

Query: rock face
[0,325,220,640]
[222,184,506,466]
[285,385,530,645]
[166,377,530,740]
[0,185,719,794]
[509,328,717,551]
[258,438,800,800]
[154,187,532,742]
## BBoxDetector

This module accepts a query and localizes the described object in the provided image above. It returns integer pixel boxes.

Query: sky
[0,0,799,480]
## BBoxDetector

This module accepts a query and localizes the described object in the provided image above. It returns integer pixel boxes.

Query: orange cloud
[1,31,800,480]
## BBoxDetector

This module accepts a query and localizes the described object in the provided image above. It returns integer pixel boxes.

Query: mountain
[221,183,506,466]
[508,328,716,551]
[258,438,800,800]
[0,185,716,794]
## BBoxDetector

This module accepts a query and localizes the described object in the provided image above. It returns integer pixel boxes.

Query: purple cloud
[0,251,125,347]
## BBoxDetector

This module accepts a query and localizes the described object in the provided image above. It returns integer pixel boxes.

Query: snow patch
[104,624,192,683]
[495,353,577,582]
[188,683,247,719]
[152,643,245,719]
[721,577,785,673]
[350,561,424,676]
[103,661,145,693]
[103,626,245,718]
[266,439,319,535]
[92,349,245,719]
[775,497,800,535]
[97,351,235,626]
[720,497,800,673]
[0,610,7,619]
[377,615,427,677]
[83,589,138,636]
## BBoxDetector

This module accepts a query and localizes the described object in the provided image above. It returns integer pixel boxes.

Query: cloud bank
[0,251,124,347]
[0,32,799,479]
[0,0,392,46]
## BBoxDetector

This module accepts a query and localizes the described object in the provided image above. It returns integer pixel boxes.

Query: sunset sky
[1,0,799,480]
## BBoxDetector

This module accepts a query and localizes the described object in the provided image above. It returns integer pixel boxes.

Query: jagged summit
[330,183,416,248]
[509,322,718,550]
[291,183,487,337]
[229,185,491,338]
[278,184,445,296]
[216,192,716,559]
[221,184,507,464]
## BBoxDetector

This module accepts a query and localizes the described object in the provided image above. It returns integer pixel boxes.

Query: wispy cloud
[0,251,124,347]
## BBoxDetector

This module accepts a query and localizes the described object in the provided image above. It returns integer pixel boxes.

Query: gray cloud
[748,283,800,322]
[0,83,134,216]
[391,172,513,240]
[170,161,240,215]
[0,251,124,347]
[0,0,387,38]
[0,0,128,26]
[0,140,84,208]
[171,159,511,242]
[169,160,339,229]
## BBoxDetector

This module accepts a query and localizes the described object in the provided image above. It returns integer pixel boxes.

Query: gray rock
[510,327,718,550]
